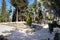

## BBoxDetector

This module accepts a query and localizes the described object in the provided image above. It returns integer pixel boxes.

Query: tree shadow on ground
[31,24,43,30]
[5,29,29,40]
[4,28,43,40]
[0,22,55,40]
[24,23,43,30]
[4,28,51,40]
[2,23,53,40]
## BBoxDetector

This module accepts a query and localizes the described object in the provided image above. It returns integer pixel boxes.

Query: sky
[0,0,34,10]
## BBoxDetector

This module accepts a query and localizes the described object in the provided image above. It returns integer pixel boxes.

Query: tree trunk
[34,0,37,22]
[34,11,36,21]
[16,9,18,22]
[34,10,37,22]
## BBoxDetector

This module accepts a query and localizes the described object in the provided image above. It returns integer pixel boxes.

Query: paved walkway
[0,23,55,40]
[0,24,15,36]
[6,28,54,40]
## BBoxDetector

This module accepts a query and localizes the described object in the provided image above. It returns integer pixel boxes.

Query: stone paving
[0,23,55,40]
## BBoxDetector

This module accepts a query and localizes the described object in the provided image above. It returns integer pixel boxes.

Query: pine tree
[1,0,7,22]
[11,0,28,22]
[26,13,32,26]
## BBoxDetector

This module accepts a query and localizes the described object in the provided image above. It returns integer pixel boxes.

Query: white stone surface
[0,24,15,36]
[0,24,55,40]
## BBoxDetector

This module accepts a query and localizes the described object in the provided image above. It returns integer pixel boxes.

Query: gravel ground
[0,23,55,40]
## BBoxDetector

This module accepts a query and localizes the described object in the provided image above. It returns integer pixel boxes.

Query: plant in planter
[26,13,32,26]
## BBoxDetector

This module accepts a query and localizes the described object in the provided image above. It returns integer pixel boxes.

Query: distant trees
[29,0,43,23]
[50,0,60,17]
[38,10,43,23]
[40,0,60,20]
[0,0,59,22]
[0,13,2,22]
[0,0,9,22]
[33,0,37,21]
[11,0,28,22]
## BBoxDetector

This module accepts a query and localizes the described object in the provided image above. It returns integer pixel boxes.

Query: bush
[47,13,52,20]
[54,33,59,40]
[48,21,58,33]
[48,23,54,33]
[19,14,26,21]
[26,13,32,26]
[52,21,58,28]
[0,35,7,40]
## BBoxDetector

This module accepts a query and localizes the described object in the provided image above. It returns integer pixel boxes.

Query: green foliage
[48,21,58,33]
[35,10,43,23]
[48,23,54,33]
[50,0,60,17]
[47,13,52,20]
[0,0,9,22]
[38,10,43,19]
[0,14,2,22]
[1,0,6,14]
[29,0,42,21]
[33,0,37,9]
[54,33,60,40]
[11,0,28,9]
[19,14,26,21]
[11,0,28,21]
[26,13,32,25]
[35,15,39,21]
